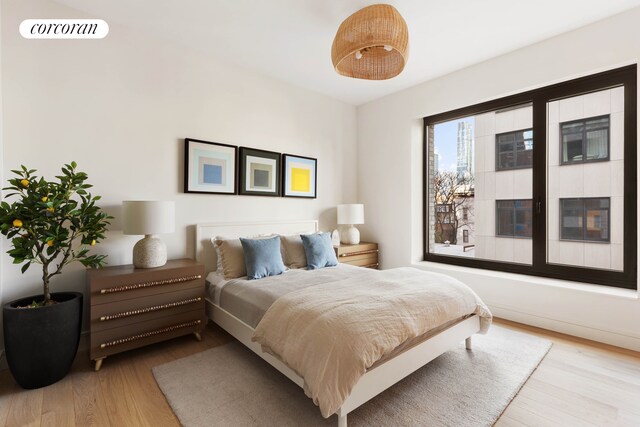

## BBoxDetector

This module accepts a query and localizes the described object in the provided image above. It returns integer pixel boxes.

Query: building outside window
[560,115,609,164]
[496,129,533,170]
[496,200,533,238]
[560,198,610,242]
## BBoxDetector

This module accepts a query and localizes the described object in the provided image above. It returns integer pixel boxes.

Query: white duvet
[252,267,492,418]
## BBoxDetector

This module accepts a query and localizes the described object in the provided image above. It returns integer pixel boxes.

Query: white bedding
[252,267,492,417]
[206,264,367,328]
[205,271,228,305]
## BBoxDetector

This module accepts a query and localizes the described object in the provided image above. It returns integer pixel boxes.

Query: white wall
[357,7,640,350]
[0,0,357,350]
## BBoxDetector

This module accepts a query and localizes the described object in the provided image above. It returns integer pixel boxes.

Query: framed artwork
[282,154,317,198]
[184,138,237,194]
[238,147,281,197]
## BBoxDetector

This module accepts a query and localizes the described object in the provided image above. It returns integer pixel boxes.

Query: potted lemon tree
[0,162,111,389]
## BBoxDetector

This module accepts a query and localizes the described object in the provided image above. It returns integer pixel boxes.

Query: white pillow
[280,231,320,269]
[280,235,307,269]
[212,234,275,280]
[210,237,224,273]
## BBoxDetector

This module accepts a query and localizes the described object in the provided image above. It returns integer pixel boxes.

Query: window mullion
[531,95,547,272]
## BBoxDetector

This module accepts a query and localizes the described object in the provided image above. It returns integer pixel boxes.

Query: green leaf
[2,161,111,280]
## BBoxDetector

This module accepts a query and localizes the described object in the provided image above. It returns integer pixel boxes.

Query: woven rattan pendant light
[331,4,409,80]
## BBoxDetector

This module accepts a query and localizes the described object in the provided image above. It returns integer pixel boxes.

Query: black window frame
[559,197,611,243]
[463,229,469,243]
[560,115,610,165]
[495,199,533,238]
[423,64,637,289]
[495,128,534,171]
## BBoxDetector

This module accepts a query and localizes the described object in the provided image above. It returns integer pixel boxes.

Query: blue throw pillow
[239,236,286,280]
[300,232,338,270]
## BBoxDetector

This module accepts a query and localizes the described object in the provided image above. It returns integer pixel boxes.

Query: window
[496,129,533,170]
[561,115,609,164]
[428,108,532,264]
[424,65,636,289]
[496,200,533,238]
[560,198,610,242]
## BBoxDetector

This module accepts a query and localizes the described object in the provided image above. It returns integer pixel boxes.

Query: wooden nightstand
[86,259,205,371]
[335,242,379,269]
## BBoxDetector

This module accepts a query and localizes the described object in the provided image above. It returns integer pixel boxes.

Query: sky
[434,116,475,172]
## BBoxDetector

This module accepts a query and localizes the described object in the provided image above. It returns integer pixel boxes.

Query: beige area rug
[153,326,551,427]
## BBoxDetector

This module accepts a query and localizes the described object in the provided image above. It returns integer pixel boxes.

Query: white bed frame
[196,220,480,427]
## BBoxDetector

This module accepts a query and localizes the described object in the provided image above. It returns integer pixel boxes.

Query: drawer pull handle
[100,319,202,349]
[338,249,378,257]
[364,263,379,269]
[99,297,202,321]
[100,275,202,294]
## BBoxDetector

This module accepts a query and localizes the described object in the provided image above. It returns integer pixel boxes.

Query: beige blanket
[252,267,492,418]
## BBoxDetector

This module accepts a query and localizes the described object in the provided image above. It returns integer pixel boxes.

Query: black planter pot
[3,292,83,389]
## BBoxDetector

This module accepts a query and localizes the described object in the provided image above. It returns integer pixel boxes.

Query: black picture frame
[184,138,238,195]
[238,147,281,197]
[281,153,318,199]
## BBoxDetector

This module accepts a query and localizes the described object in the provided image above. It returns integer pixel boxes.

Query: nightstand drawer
[89,269,203,305]
[341,258,378,268]
[339,252,378,263]
[90,286,204,332]
[335,242,379,269]
[90,309,204,359]
[335,242,378,257]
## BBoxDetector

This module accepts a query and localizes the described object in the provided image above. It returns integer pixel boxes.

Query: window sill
[413,261,638,300]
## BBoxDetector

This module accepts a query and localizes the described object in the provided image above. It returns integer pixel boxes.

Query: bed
[196,220,491,427]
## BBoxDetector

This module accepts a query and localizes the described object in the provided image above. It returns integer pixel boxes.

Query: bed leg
[338,414,347,427]
[465,337,472,350]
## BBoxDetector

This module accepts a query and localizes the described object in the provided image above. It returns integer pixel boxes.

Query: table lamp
[337,204,364,245]
[123,201,175,268]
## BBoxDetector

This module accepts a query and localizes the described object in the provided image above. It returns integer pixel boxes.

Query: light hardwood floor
[0,318,639,427]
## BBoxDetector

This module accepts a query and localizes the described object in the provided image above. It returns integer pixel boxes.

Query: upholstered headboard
[195,220,319,274]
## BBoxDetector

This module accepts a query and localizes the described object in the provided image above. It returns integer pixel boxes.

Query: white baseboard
[489,303,640,352]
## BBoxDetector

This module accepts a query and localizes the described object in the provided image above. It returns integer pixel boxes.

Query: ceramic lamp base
[341,225,361,245]
[133,234,167,268]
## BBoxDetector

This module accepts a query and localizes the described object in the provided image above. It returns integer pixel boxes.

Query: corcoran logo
[20,19,109,39]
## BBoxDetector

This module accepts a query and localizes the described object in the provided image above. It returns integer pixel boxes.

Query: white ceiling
[54,0,640,105]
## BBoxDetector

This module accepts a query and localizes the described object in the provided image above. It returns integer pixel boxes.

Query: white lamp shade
[337,204,364,225]
[122,201,175,235]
